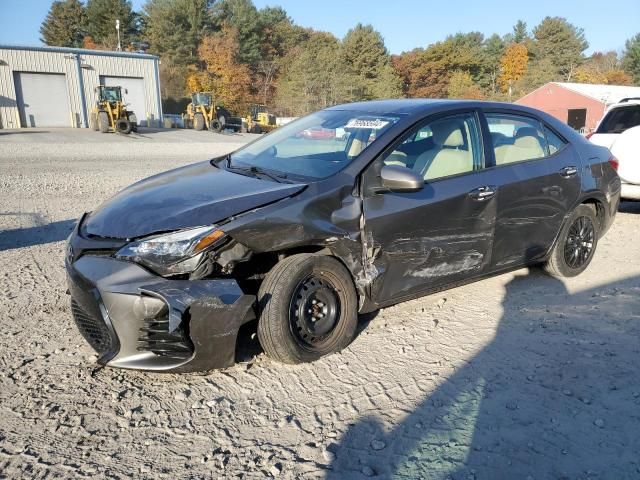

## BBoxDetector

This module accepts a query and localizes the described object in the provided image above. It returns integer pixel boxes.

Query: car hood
[83,161,306,239]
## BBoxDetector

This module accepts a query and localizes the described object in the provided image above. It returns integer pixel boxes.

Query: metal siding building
[0,45,162,129]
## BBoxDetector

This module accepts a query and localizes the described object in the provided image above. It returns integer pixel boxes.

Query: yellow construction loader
[182,92,242,132]
[246,104,277,134]
[90,86,137,134]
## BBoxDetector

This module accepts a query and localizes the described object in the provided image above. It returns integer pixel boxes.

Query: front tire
[193,113,205,131]
[544,204,598,278]
[257,254,358,364]
[98,111,110,133]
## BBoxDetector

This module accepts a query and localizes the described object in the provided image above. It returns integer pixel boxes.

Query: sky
[0,0,638,55]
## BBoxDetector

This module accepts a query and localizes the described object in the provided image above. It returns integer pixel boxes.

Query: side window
[382,113,482,181]
[543,126,567,154]
[486,114,548,166]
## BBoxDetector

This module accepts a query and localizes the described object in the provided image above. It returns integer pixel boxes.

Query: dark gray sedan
[65,99,620,372]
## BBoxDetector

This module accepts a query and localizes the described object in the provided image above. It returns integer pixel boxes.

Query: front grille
[137,316,193,360]
[71,299,113,355]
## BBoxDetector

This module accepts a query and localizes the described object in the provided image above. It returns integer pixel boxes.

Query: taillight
[585,132,594,140]
[608,155,619,171]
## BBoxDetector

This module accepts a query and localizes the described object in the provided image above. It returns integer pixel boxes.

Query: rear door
[14,72,71,127]
[482,111,581,268]
[361,111,498,305]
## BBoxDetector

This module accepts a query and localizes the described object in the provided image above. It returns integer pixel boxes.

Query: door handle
[469,186,496,201]
[560,166,578,178]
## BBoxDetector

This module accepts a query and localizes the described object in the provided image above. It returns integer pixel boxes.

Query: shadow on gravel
[0,130,50,136]
[329,269,640,479]
[0,219,76,251]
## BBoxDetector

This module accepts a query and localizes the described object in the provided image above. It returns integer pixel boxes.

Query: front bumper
[66,254,255,372]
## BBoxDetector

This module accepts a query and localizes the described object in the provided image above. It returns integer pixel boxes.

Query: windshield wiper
[226,164,288,183]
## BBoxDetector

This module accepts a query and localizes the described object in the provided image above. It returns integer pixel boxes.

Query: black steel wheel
[544,204,599,278]
[258,254,358,364]
[290,275,341,349]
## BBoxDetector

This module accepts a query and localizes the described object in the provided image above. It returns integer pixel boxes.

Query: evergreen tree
[482,34,506,96]
[532,17,588,81]
[211,0,263,66]
[340,24,402,100]
[622,33,640,85]
[512,20,529,43]
[276,32,348,115]
[40,0,88,48]
[85,0,138,49]
[142,0,210,98]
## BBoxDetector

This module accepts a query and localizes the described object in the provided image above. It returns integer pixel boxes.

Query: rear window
[596,105,640,134]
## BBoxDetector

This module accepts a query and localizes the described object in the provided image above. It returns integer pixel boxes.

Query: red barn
[516,82,640,133]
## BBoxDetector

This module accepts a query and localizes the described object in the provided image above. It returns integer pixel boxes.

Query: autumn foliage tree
[499,43,528,99]
[447,71,484,99]
[188,26,253,113]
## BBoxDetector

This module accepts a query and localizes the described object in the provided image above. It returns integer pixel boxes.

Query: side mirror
[380,165,424,193]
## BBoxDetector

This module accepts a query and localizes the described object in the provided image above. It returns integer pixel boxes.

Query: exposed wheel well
[581,198,606,234]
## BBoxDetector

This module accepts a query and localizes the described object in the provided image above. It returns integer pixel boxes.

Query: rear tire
[98,111,110,133]
[115,118,132,134]
[257,254,358,364]
[128,114,138,132]
[544,204,598,278]
[193,113,205,131]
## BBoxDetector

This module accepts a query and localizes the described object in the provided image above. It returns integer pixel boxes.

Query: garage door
[100,76,147,126]
[14,72,71,127]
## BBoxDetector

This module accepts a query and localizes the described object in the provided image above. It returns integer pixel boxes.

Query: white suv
[588,98,640,200]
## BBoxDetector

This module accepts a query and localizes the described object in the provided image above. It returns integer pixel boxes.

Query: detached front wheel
[544,204,598,278]
[258,254,358,364]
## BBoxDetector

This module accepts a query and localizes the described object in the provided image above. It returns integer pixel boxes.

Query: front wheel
[544,204,598,278]
[97,111,110,133]
[257,254,358,364]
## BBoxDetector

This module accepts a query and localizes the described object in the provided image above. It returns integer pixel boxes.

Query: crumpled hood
[83,161,306,239]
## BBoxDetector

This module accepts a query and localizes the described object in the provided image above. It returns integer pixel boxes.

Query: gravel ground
[1,128,639,479]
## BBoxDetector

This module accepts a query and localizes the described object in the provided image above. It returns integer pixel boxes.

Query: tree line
[41,0,640,116]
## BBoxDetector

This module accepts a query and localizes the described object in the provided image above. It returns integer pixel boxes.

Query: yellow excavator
[182,92,242,132]
[90,86,137,134]
[246,104,277,134]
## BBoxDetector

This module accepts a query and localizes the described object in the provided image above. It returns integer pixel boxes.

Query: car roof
[326,98,546,118]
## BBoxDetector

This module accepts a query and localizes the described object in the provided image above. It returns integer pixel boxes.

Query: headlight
[116,226,225,276]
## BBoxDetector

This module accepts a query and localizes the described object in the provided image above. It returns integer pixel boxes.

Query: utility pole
[116,19,121,51]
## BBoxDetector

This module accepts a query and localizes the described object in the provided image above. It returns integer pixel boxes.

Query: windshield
[102,87,121,102]
[193,93,211,106]
[229,110,400,180]
[597,105,640,134]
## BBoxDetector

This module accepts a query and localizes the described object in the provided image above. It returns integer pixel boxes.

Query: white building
[0,44,163,129]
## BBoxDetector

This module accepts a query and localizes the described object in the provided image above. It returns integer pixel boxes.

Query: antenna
[116,19,121,51]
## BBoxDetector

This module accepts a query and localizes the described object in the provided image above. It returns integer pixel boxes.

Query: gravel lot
[1,128,639,479]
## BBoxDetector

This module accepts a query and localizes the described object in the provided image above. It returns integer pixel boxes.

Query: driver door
[361,111,498,305]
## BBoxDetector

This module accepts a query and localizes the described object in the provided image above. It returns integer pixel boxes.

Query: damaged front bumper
[66,254,255,372]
